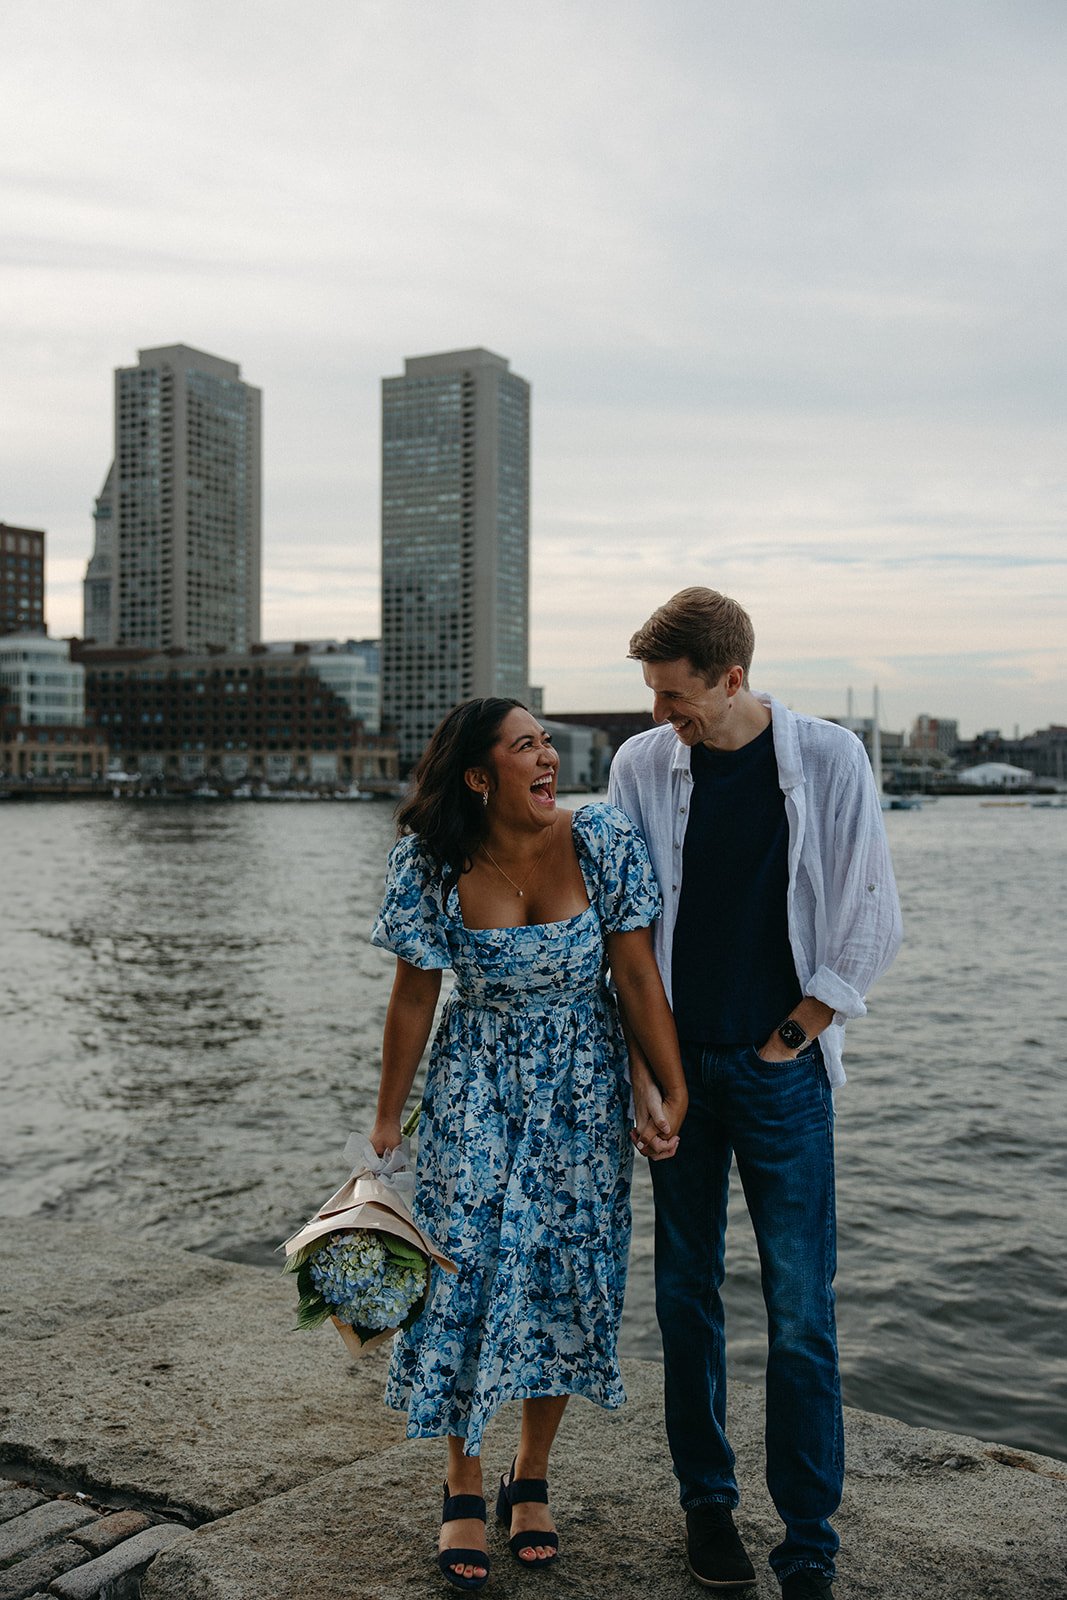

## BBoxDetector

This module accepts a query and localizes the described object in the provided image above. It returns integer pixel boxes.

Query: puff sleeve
[574,802,662,933]
[370,833,453,970]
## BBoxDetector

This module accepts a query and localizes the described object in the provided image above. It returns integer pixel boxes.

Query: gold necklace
[481,823,556,898]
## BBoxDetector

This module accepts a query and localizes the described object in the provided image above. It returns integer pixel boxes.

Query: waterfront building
[542,709,656,786]
[262,638,380,733]
[957,761,1034,790]
[73,642,396,789]
[825,714,905,767]
[958,725,1067,785]
[911,713,959,756]
[540,719,608,791]
[82,466,115,644]
[381,347,530,767]
[546,709,654,752]
[92,344,261,654]
[0,634,108,779]
[0,523,46,636]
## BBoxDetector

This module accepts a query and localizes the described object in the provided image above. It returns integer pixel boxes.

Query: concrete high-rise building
[381,347,530,767]
[0,522,46,635]
[82,465,114,643]
[91,344,261,653]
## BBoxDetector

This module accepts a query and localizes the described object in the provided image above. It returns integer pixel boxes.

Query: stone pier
[1,1221,1064,1598]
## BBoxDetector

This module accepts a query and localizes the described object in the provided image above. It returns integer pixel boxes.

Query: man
[608,588,902,1600]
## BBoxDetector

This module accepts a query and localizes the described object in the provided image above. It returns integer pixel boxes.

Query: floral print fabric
[370,802,661,1453]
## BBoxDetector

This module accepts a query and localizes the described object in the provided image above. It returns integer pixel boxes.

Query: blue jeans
[650,1041,843,1581]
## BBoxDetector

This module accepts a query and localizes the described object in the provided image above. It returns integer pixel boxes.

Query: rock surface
[1,1222,1065,1599]
[0,1538,87,1600]
[0,1502,97,1565]
[0,1231,403,1519]
[142,1369,1067,1600]
[48,1523,190,1600]
[0,1489,45,1525]
[0,1222,235,1342]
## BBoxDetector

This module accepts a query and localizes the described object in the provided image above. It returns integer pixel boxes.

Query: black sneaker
[781,1571,834,1600]
[684,1504,757,1589]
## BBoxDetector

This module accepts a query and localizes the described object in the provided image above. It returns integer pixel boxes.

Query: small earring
[481,791,488,808]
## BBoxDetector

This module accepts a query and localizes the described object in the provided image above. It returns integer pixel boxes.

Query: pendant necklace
[481,822,556,898]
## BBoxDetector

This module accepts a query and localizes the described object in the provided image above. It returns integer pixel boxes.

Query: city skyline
[2,3,1065,740]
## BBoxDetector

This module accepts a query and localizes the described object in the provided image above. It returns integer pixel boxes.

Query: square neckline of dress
[450,808,596,934]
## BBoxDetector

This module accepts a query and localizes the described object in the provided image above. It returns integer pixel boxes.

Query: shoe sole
[684,1557,758,1590]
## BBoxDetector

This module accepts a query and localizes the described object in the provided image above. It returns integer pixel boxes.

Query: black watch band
[776,1018,810,1051]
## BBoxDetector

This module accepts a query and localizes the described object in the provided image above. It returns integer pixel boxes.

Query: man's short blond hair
[628,587,755,687]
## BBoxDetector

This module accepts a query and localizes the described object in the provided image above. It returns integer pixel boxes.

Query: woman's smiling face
[475,707,558,821]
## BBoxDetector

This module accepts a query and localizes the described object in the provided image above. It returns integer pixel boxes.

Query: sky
[1,0,1065,739]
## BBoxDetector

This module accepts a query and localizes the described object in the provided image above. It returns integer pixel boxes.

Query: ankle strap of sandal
[508,1478,549,1505]
[443,1492,487,1522]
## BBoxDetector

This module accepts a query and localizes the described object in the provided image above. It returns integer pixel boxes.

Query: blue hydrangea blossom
[308,1230,427,1331]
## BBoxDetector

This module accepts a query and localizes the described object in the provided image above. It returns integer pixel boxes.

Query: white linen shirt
[607,693,903,1089]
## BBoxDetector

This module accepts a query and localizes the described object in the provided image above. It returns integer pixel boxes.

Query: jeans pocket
[748,1043,816,1070]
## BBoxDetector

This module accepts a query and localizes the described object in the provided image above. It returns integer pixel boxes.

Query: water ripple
[1,796,1065,1459]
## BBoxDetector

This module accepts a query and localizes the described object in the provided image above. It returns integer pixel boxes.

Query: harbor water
[1,795,1064,1460]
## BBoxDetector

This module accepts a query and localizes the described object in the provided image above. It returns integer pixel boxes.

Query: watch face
[777,1019,807,1049]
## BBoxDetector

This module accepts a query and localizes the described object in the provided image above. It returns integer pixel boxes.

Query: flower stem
[401,1103,421,1139]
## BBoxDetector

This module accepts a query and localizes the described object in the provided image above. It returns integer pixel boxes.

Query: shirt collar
[756,691,805,790]
[665,690,805,790]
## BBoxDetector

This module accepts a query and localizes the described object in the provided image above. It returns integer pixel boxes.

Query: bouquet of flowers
[283,1116,456,1357]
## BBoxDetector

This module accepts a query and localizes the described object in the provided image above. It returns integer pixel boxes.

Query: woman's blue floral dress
[371,802,660,1454]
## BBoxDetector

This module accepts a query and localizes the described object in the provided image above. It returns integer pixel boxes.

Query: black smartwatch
[776,1018,810,1051]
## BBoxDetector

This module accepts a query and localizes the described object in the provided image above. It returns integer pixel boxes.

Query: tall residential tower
[86,345,261,651]
[381,347,530,767]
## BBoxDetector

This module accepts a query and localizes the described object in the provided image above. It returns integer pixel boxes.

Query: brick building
[72,642,397,789]
[1,523,46,635]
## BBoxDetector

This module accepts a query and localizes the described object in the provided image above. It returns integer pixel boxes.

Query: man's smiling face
[642,657,737,748]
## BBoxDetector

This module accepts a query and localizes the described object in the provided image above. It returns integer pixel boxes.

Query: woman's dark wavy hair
[396,698,527,890]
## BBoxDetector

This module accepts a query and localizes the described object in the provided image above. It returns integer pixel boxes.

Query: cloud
[3,0,1065,738]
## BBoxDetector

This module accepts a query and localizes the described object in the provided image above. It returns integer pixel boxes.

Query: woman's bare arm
[606,925,688,1154]
[368,958,442,1155]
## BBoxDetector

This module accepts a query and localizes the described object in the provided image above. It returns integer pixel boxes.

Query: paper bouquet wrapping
[283,1133,456,1357]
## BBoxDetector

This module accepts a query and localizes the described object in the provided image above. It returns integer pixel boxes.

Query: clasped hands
[630,1066,687,1162]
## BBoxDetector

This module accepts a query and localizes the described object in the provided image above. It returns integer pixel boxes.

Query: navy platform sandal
[495,1459,559,1567]
[438,1482,491,1592]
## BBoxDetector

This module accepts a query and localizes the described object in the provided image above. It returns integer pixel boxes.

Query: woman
[369,698,686,1591]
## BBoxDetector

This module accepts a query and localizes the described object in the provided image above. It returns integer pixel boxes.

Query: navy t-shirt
[671,722,802,1044]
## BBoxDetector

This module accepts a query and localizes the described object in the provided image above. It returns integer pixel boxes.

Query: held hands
[630,1067,687,1162]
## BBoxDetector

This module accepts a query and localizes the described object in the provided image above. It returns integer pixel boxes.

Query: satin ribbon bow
[342,1132,415,1197]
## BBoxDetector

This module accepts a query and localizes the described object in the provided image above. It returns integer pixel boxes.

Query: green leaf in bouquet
[396,1286,428,1337]
[282,1241,320,1274]
[381,1233,426,1266]
[295,1291,333,1330]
